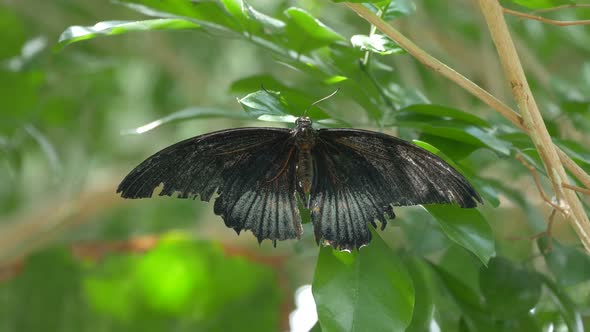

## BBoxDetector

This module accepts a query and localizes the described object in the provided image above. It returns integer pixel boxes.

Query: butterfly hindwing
[310,129,481,250]
[213,134,303,244]
[117,127,302,243]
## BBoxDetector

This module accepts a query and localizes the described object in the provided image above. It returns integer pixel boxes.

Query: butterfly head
[295,116,313,129]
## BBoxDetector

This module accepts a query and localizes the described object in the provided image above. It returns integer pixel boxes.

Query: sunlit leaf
[221,0,285,35]
[121,107,249,135]
[57,19,200,48]
[366,0,417,20]
[238,89,298,122]
[313,230,415,332]
[284,7,344,54]
[237,89,345,126]
[351,34,404,55]
[114,0,238,32]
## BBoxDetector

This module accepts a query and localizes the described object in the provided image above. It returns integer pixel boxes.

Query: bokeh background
[1,0,590,331]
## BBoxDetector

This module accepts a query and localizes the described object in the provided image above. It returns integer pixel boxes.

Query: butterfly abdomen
[293,117,317,203]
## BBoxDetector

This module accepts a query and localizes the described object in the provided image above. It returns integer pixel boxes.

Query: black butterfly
[117,116,481,250]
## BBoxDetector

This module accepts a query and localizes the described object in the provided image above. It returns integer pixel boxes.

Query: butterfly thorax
[293,116,316,198]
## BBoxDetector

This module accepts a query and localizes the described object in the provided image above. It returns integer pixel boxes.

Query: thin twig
[563,183,590,196]
[503,7,590,26]
[343,2,590,253]
[515,154,567,213]
[531,4,590,15]
[506,209,557,253]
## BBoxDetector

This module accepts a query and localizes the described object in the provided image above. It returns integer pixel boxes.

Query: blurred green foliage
[1,0,590,331]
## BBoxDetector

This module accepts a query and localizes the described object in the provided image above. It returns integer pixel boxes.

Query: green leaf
[425,205,495,265]
[393,104,511,155]
[400,208,451,255]
[313,230,414,332]
[229,74,286,94]
[238,89,298,122]
[404,257,436,332]
[284,7,344,54]
[120,107,250,135]
[220,0,285,35]
[351,34,404,55]
[538,273,584,332]
[507,0,575,9]
[479,257,542,319]
[330,0,383,3]
[231,76,325,117]
[57,19,200,49]
[538,238,590,286]
[396,104,490,127]
[237,89,344,126]
[243,3,285,32]
[430,261,483,312]
[115,0,238,32]
[310,321,323,332]
[367,0,417,20]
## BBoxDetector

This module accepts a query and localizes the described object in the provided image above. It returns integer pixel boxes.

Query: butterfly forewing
[309,129,482,250]
[117,127,303,243]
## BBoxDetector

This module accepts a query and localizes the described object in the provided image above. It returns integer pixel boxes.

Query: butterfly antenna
[303,88,340,116]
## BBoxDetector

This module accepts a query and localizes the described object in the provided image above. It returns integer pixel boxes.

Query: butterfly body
[118,116,481,250]
[293,116,317,205]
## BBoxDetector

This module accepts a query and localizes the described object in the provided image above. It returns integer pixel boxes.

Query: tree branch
[343,2,590,253]
[477,0,590,253]
[532,4,590,15]
[503,7,590,26]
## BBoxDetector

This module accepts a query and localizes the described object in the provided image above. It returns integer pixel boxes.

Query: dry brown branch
[343,2,590,253]
[563,183,590,196]
[532,4,590,15]
[477,0,590,253]
[503,7,590,26]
